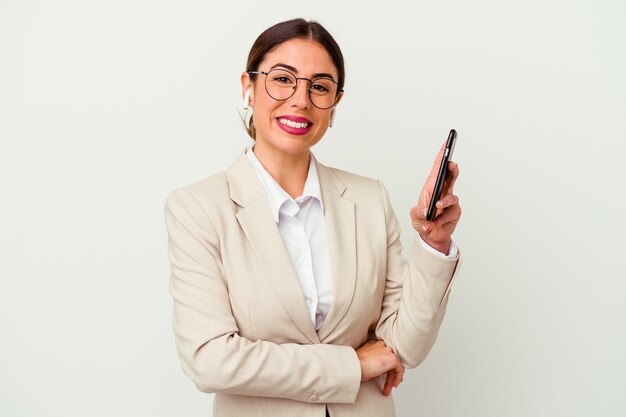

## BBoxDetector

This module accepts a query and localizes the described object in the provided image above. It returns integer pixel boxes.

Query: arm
[164,188,361,403]
[374,180,462,369]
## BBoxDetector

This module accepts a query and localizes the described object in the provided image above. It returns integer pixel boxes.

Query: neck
[251,141,310,199]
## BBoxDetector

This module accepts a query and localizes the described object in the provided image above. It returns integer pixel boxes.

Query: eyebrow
[269,63,337,81]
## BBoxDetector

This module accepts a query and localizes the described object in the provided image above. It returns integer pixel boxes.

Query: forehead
[258,38,338,79]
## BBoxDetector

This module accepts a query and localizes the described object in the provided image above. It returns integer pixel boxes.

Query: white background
[1,1,624,416]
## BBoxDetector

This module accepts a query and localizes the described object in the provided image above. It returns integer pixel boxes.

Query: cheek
[314,121,330,137]
[252,102,274,127]
[315,112,331,131]
[251,85,269,110]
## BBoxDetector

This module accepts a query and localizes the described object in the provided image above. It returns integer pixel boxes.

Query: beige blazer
[164,149,462,417]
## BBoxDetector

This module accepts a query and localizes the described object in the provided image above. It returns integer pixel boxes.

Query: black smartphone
[426,129,458,221]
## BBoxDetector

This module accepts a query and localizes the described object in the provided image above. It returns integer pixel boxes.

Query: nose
[288,79,311,109]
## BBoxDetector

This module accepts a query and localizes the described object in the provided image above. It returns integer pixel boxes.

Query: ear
[241,71,254,104]
[333,90,344,107]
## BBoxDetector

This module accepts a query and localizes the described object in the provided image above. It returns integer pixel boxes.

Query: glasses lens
[264,69,339,109]
[309,78,338,109]
[265,69,297,101]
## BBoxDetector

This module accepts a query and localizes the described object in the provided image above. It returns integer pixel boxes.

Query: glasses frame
[247,69,343,110]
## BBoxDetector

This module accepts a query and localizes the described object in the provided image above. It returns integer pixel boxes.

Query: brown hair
[243,18,345,140]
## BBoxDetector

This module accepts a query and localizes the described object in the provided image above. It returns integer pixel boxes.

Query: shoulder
[174,170,229,200]
[163,170,231,222]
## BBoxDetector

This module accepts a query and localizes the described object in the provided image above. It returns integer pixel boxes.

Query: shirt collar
[245,145,324,223]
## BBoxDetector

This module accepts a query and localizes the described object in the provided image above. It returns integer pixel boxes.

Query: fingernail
[436,201,443,208]
[422,208,428,217]
[422,224,430,232]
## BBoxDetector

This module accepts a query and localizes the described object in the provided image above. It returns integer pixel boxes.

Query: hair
[243,18,345,140]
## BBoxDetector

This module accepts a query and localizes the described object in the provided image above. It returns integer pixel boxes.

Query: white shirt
[245,145,457,331]
[246,146,332,331]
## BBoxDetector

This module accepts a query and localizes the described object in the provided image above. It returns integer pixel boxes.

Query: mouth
[275,115,313,136]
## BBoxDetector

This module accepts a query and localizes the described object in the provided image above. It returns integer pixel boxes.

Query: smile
[275,116,313,136]
[278,118,310,129]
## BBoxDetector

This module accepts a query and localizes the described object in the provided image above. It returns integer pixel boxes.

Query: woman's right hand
[356,339,405,396]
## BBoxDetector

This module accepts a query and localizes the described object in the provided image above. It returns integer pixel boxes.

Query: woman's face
[241,38,343,158]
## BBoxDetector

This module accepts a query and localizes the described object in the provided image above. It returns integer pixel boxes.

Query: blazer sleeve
[374,180,462,369]
[164,188,362,404]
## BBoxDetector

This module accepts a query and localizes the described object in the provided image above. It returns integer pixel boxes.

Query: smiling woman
[241,37,342,182]
[242,19,344,142]
[164,17,463,417]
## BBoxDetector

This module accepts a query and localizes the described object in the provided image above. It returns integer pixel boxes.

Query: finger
[414,204,444,222]
[435,193,459,210]
[420,220,433,233]
[422,204,459,232]
[439,161,459,196]
[393,364,405,388]
[431,204,462,229]
[411,206,434,235]
[448,161,460,192]
[410,205,426,222]
[383,371,395,396]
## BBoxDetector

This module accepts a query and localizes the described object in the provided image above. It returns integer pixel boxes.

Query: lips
[275,115,313,135]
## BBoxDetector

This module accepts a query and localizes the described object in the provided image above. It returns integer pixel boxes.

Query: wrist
[418,233,451,255]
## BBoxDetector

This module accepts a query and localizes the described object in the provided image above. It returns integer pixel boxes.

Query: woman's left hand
[409,141,462,255]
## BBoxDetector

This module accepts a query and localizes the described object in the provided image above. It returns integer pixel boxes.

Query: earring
[329,107,336,127]
[243,88,253,129]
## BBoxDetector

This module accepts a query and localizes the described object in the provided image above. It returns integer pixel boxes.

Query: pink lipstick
[275,115,313,135]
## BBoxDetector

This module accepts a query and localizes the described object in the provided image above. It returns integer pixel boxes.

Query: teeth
[278,118,309,129]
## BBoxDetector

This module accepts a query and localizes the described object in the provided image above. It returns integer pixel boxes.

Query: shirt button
[309,394,320,402]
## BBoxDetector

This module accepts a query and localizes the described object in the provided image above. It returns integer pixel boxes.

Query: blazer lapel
[226,150,320,344]
[315,161,357,342]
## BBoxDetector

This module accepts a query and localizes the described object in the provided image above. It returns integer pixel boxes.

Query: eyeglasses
[248,68,343,110]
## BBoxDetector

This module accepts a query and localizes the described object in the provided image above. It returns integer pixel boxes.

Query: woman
[164,18,462,417]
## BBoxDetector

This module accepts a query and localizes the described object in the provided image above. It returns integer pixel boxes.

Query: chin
[272,131,323,154]
[273,139,316,155]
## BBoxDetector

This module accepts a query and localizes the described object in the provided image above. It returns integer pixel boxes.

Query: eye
[273,75,293,84]
[310,82,330,94]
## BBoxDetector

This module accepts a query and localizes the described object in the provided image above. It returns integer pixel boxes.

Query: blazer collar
[226,148,348,202]
[225,149,266,207]
[245,146,324,223]
[315,156,357,342]
[225,148,356,344]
